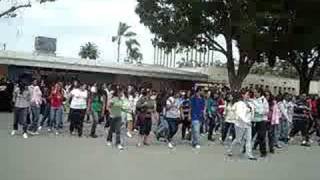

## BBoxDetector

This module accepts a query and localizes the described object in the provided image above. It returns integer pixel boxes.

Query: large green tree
[256,0,320,94]
[136,0,262,90]
[79,42,99,60]
[0,0,55,18]
[112,22,137,63]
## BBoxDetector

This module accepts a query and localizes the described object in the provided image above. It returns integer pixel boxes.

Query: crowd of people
[8,78,320,160]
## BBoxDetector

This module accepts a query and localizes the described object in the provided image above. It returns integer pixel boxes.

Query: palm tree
[128,47,143,63]
[125,38,141,63]
[112,22,137,63]
[79,42,99,60]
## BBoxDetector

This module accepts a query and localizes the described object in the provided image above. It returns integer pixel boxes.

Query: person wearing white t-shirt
[165,91,181,149]
[227,90,257,161]
[69,83,88,137]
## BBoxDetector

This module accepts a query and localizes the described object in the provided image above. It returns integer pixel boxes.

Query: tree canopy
[0,0,55,18]
[136,0,320,92]
[79,42,99,60]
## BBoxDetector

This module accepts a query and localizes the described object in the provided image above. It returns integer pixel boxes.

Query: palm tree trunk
[170,50,173,67]
[166,53,169,67]
[211,49,214,66]
[207,47,210,67]
[153,45,156,65]
[195,48,198,65]
[117,39,121,63]
[159,48,163,66]
[190,48,194,63]
[173,48,176,67]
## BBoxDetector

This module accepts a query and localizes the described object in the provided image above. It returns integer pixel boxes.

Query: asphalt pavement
[0,113,319,180]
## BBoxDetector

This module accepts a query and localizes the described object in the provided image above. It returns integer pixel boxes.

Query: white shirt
[234,101,254,128]
[165,96,180,119]
[70,88,88,109]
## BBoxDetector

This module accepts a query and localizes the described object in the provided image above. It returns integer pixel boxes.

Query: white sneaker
[106,142,112,146]
[11,130,16,136]
[168,142,174,149]
[34,131,40,135]
[38,126,42,131]
[127,132,132,138]
[117,144,124,150]
[47,128,52,132]
[23,133,28,139]
[195,145,201,149]
[55,131,59,135]
[228,136,233,140]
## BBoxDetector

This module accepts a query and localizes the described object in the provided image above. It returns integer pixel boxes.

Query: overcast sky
[0,0,229,65]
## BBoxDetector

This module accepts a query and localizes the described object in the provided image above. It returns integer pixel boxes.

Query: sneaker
[90,134,98,138]
[301,141,311,147]
[195,145,201,149]
[55,131,59,135]
[275,144,282,149]
[137,143,142,147]
[47,128,52,132]
[168,142,174,149]
[106,141,112,146]
[227,152,233,157]
[228,136,233,140]
[38,126,42,131]
[248,156,257,161]
[117,145,124,150]
[127,132,132,138]
[23,133,28,139]
[10,130,16,136]
[29,131,37,136]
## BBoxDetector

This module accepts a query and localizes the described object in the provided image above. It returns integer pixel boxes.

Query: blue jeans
[50,106,64,130]
[280,119,289,140]
[40,102,50,127]
[30,105,41,132]
[192,121,201,146]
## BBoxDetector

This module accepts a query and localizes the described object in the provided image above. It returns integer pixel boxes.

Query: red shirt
[218,98,225,115]
[311,100,318,115]
[50,90,64,108]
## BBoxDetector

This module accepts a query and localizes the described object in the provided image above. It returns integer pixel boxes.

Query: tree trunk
[299,75,311,94]
[173,48,176,67]
[159,48,163,66]
[153,46,156,64]
[117,40,121,63]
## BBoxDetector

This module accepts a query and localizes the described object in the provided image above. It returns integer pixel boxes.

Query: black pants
[265,122,275,152]
[107,116,122,145]
[181,117,191,140]
[69,109,86,137]
[166,118,178,142]
[208,115,217,139]
[252,121,267,155]
[221,122,235,142]
[289,120,309,142]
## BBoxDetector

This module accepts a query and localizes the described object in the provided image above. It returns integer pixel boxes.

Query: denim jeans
[90,111,101,135]
[156,115,169,138]
[40,102,50,127]
[107,116,122,145]
[13,107,28,133]
[228,125,254,158]
[30,105,41,132]
[166,118,178,142]
[274,124,280,146]
[50,106,64,130]
[279,118,289,140]
[192,120,201,146]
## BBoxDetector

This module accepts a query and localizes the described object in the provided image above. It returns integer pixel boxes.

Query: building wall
[197,67,319,95]
[0,65,7,80]
[6,65,194,91]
